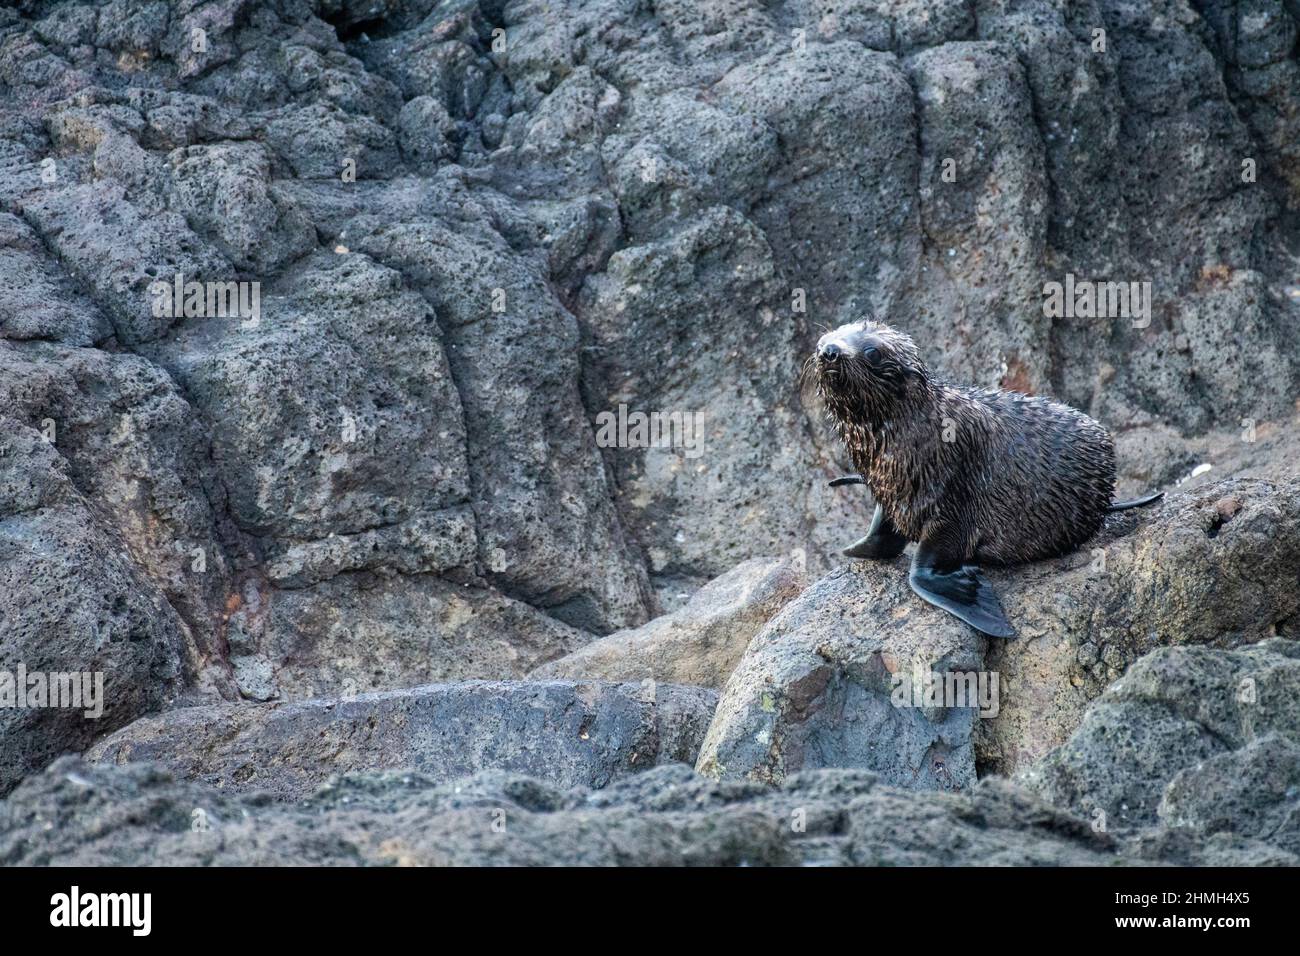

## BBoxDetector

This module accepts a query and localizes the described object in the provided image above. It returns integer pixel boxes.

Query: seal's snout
[819,342,842,363]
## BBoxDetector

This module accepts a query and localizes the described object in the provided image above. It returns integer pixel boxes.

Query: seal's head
[811,320,927,421]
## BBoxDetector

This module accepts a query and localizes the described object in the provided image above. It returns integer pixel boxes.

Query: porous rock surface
[85,679,720,798]
[1,0,1298,864]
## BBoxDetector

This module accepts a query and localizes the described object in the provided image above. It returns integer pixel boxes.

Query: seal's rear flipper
[828,474,866,488]
[843,504,907,559]
[908,544,1015,638]
[1108,490,1164,512]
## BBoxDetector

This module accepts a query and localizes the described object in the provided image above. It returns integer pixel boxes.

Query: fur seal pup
[810,320,1162,638]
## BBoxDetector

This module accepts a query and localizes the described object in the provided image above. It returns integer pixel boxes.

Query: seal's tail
[1108,490,1164,512]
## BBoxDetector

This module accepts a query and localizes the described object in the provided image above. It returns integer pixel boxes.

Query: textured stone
[86,680,720,798]
[1020,639,1300,832]
[7,751,1291,866]
[252,573,594,700]
[695,560,982,790]
[532,555,807,688]
[0,419,185,795]
[699,476,1300,787]
[0,0,1297,865]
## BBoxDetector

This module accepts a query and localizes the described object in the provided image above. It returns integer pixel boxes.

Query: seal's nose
[820,342,842,362]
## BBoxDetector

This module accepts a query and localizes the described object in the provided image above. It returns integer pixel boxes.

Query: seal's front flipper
[843,504,907,559]
[908,543,1014,638]
[828,474,866,488]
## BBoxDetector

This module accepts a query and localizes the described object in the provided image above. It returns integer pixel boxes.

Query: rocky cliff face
[0,0,1297,864]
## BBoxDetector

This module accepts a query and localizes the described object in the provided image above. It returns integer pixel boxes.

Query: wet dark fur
[810,322,1115,565]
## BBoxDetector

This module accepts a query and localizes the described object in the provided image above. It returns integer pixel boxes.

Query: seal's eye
[863,346,881,365]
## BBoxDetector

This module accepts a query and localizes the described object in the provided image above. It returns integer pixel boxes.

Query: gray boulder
[252,572,594,700]
[9,751,1290,866]
[0,212,108,345]
[0,419,185,795]
[149,253,471,553]
[164,141,316,273]
[350,211,654,634]
[9,637,1300,865]
[698,475,1300,787]
[0,340,236,699]
[86,680,720,798]
[1158,733,1300,858]
[532,554,807,688]
[1,0,1299,839]
[16,178,231,346]
[696,561,983,791]
[0,758,1121,866]
[1020,639,1300,837]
